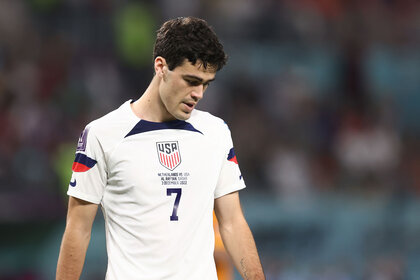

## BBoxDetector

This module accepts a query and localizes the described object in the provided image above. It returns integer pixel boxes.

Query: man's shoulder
[88,100,139,129]
[82,100,138,149]
[189,109,230,136]
[87,101,131,128]
[190,109,226,128]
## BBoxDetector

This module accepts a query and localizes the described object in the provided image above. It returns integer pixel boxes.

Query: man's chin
[174,111,192,121]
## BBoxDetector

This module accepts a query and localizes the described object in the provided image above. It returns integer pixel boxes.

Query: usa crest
[156,141,181,170]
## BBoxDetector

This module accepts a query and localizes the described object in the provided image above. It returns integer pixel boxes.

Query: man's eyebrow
[182,75,216,83]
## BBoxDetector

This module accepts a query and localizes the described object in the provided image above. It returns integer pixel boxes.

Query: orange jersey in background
[213,212,233,280]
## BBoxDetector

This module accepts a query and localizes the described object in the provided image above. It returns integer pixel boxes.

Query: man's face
[158,59,216,121]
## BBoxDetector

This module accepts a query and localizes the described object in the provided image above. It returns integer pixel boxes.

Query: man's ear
[154,56,166,78]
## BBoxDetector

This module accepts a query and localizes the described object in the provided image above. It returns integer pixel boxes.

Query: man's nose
[191,84,204,100]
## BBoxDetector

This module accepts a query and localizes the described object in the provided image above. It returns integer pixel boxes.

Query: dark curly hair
[153,17,227,71]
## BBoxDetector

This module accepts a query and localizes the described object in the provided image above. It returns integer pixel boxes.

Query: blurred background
[0,0,419,279]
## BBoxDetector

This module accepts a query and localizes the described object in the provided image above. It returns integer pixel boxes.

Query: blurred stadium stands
[0,0,419,279]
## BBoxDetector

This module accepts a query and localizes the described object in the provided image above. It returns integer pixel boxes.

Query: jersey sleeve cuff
[67,189,102,204]
[214,184,246,199]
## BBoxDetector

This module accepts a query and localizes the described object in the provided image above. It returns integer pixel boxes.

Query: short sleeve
[67,125,107,204]
[214,124,246,198]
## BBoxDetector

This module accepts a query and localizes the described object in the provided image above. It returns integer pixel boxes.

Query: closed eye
[182,75,215,88]
[185,79,202,87]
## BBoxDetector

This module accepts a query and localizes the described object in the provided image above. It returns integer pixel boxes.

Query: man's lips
[182,101,196,111]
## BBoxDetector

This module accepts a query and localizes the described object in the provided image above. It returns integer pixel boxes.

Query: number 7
[167,188,182,221]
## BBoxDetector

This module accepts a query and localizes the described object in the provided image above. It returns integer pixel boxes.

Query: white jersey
[67,100,246,280]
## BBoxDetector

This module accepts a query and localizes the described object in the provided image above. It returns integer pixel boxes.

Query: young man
[56,17,265,280]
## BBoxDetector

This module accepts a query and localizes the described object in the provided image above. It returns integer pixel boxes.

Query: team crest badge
[156,141,181,170]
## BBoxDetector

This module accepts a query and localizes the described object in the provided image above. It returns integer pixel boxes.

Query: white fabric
[67,100,245,280]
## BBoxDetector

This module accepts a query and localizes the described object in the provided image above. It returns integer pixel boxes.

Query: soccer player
[56,17,265,280]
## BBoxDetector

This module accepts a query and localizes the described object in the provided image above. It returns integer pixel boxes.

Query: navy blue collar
[125,119,203,138]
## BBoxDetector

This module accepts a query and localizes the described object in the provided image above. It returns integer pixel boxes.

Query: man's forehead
[178,59,217,74]
[174,60,217,81]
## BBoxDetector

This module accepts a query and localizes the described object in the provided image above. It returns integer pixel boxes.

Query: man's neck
[130,76,172,122]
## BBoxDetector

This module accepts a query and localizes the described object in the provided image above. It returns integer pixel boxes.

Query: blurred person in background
[56,16,264,280]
